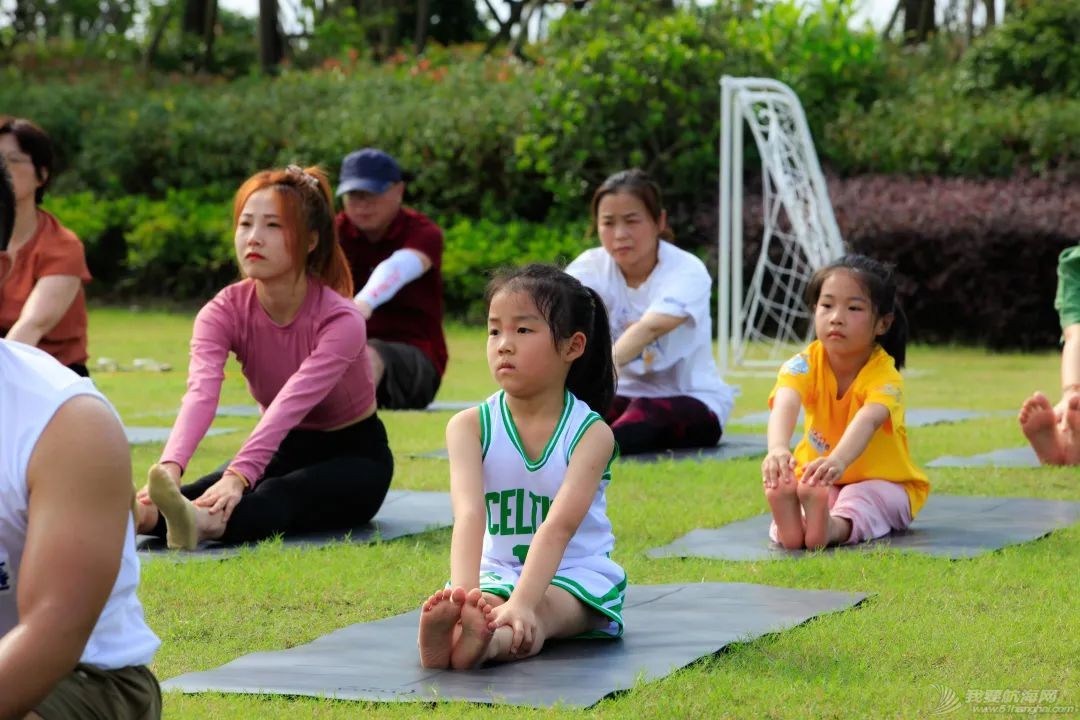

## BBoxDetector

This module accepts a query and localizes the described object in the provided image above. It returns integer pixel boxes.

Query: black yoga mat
[161,582,867,708]
[647,494,1080,561]
[137,490,452,562]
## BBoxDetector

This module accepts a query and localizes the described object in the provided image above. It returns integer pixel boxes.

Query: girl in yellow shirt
[762,255,929,550]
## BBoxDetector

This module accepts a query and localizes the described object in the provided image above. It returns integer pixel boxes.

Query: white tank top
[479,389,617,566]
[0,341,159,668]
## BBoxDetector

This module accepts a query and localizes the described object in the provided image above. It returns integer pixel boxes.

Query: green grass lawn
[88,306,1078,719]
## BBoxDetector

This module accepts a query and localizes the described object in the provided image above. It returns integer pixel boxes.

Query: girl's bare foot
[418,587,465,669]
[450,589,494,670]
[799,482,832,550]
[1019,392,1064,465]
[766,482,804,550]
[1059,394,1080,465]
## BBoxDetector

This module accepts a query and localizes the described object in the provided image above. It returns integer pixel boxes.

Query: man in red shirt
[335,148,448,409]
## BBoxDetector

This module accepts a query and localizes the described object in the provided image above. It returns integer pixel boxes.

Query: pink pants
[768,479,913,545]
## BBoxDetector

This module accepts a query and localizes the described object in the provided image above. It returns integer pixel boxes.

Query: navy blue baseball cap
[336,148,403,196]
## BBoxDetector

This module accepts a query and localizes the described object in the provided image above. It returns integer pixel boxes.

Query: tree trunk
[902,0,936,43]
[182,0,207,36]
[259,0,284,73]
[414,0,430,54]
[983,0,996,26]
[202,0,218,71]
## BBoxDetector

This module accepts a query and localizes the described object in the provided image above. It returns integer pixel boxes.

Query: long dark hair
[805,254,909,369]
[485,263,616,414]
[0,116,54,205]
[0,156,13,251]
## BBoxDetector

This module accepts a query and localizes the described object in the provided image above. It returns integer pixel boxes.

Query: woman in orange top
[0,117,91,376]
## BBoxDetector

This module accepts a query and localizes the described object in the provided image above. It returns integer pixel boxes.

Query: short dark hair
[0,156,14,250]
[0,116,54,205]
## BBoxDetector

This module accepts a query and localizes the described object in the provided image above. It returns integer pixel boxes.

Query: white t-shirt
[0,340,160,669]
[566,240,735,424]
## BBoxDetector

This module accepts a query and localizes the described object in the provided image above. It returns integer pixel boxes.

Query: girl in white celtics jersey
[418,264,626,670]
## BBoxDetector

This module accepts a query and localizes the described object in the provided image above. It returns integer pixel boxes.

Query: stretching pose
[418,264,625,669]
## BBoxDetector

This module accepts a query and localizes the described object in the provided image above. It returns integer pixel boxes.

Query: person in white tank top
[0,165,161,719]
[417,264,626,670]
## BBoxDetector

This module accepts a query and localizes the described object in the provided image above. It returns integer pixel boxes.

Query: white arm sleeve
[354,249,426,309]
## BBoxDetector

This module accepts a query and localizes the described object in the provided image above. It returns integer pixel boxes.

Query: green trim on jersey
[479,401,492,459]
[564,412,619,480]
[499,389,574,472]
[550,573,627,637]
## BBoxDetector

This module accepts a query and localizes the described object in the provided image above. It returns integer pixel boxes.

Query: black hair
[0,156,13,251]
[589,168,674,242]
[485,263,616,414]
[0,116,54,205]
[805,254,909,369]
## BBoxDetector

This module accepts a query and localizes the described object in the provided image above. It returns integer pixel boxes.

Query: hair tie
[285,164,320,190]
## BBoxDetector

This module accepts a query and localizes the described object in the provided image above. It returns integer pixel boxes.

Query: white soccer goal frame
[717,76,845,375]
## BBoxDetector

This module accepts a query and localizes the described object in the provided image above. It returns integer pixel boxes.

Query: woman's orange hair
[233,165,353,297]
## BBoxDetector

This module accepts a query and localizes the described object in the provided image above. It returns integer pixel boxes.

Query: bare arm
[612,311,686,368]
[762,387,801,487]
[0,395,131,718]
[5,275,81,347]
[1062,323,1080,393]
[447,408,486,590]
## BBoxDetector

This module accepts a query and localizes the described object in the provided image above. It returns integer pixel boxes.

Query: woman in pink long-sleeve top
[135,165,393,550]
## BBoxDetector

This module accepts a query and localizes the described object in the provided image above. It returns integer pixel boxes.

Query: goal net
[717,76,845,374]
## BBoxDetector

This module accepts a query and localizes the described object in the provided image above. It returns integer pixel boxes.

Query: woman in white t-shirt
[565,169,735,455]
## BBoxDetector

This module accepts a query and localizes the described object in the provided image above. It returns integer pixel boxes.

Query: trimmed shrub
[738,175,1080,349]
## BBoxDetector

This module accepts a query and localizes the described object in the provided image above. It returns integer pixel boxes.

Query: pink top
[161,278,375,486]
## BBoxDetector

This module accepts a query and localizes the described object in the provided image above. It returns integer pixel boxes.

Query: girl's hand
[761,449,796,489]
[138,462,182,505]
[801,456,846,486]
[192,472,246,520]
[485,599,539,657]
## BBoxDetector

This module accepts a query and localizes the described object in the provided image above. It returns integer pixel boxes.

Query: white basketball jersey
[478,389,617,567]
[0,341,160,669]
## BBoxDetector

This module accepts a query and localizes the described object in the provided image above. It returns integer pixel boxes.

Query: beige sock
[147,464,198,550]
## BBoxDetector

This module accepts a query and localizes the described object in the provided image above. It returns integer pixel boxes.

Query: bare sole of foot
[766,486,804,550]
[1060,394,1080,465]
[147,464,198,550]
[800,484,831,550]
[418,587,465,669]
[1019,392,1064,465]
[450,588,494,670]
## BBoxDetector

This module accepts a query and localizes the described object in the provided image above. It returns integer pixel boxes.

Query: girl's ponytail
[566,286,616,415]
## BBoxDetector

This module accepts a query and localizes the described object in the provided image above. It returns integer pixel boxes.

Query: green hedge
[44,191,591,313]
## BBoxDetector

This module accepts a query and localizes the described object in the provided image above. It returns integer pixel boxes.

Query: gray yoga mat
[424,400,479,412]
[124,426,234,445]
[161,582,867,708]
[927,446,1040,468]
[215,404,262,418]
[413,433,771,464]
[733,407,1005,428]
[136,490,451,561]
[647,494,1080,561]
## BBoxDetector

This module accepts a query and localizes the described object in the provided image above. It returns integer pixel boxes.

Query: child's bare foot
[450,588,494,670]
[1019,392,1064,465]
[1059,394,1080,465]
[765,482,804,550]
[799,482,832,550]
[418,587,465,669]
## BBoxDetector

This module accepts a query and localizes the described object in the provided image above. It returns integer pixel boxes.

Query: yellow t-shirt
[768,340,930,517]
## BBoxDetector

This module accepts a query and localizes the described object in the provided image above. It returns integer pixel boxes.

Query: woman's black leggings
[147,414,394,544]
